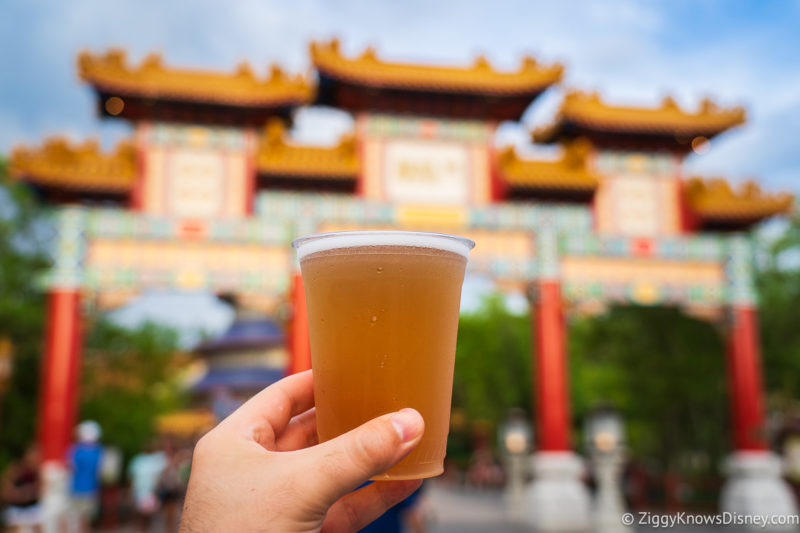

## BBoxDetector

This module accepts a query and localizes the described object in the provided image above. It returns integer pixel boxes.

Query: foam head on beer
[293,231,474,480]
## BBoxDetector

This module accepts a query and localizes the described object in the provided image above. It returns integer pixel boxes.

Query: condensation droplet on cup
[370,315,378,326]
[376,266,384,274]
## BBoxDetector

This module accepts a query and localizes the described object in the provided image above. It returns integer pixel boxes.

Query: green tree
[80,318,186,460]
[757,217,800,405]
[569,306,727,475]
[0,157,186,466]
[453,294,532,424]
[0,158,49,467]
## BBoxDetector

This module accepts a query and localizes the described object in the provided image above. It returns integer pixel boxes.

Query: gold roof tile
[310,38,563,95]
[534,91,746,142]
[11,137,135,192]
[256,119,358,179]
[685,177,793,221]
[498,139,598,191]
[78,49,313,107]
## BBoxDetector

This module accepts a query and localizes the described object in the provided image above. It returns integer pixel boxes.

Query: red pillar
[533,280,571,451]
[726,306,768,451]
[38,289,83,464]
[287,273,311,374]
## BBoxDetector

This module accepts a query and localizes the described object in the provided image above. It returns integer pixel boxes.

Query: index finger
[224,369,315,440]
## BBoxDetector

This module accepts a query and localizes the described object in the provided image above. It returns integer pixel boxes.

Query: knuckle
[340,496,361,529]
[192,431,217,462]
[347,421,395,471]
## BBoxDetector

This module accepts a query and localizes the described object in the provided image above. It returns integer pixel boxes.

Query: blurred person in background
[1,445,42,533]
[465,422,504,489]
[128,441,166,531]
[156,440,188,531]
[68,421,104,533]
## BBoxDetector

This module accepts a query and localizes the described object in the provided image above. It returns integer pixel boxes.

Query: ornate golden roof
[498,139,598,191]
[534,91,746,142]
[256,119,358,178]
[685,177,793,221]
[11,137,135,191]
[78,49,313,107]
[310,39,563,95]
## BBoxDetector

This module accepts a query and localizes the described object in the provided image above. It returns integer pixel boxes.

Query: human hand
[179,369,425,532]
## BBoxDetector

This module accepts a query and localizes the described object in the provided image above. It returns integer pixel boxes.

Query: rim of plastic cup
[291,230,475,261]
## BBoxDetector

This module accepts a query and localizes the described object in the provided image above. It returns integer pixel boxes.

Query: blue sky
[3,1,799,185]
[2,1,799,340]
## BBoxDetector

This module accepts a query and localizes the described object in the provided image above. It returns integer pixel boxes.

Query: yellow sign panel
[395,205,468,229]
[563,256,723,283]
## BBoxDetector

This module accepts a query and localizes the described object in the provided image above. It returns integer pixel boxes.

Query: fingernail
[391,408,423,442]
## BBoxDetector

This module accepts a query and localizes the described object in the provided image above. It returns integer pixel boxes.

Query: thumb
[299,408,424,504]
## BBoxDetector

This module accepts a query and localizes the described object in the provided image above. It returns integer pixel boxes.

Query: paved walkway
[425,483,735,533]
[426,483,530,533]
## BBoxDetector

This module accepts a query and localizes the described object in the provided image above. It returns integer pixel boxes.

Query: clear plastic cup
[293,230,474,479]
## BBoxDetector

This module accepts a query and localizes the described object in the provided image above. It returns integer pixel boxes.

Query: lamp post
[500,408,533,522]
[585,405,631,533]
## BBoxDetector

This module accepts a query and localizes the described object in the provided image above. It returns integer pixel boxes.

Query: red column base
[534,280,571,452]
[727,306,767,451]
[38,289,83,464]
[287,273,312,375]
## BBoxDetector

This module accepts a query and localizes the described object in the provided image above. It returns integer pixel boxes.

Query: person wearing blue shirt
[69,421,104,533]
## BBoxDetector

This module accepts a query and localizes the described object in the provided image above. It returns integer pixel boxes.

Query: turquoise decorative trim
[561,234,726,261]
[40,208,87,289]
[42,192,756,308]
[726,234,757,306]
[363,114,491,142]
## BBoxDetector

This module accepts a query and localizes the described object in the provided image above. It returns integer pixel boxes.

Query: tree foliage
[80,318,185,460]
[0,159,50,467]
[0,158,185,466]
[453,294,532,424]
[757,217,800,406]
[453,294,728,476]
[569,306,727,473]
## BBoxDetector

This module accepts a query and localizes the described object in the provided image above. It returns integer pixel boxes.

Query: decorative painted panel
[358,115,492,207]
[148,123,246,150]
[383,139,471,205]
[84,209,286,244]
[166,150,226,217]
[255,192,593,234]
[84,240,289,293]
[43,190,751,311]
[320,221,536,281]
[561,234,726,261]
[562,256,725,306]
[362,114,492,143]
[139,122,251,218]
[593,151,681,237]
